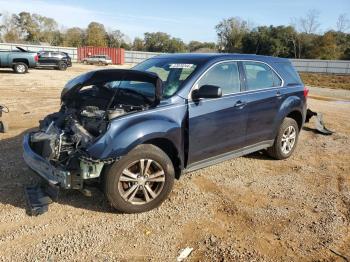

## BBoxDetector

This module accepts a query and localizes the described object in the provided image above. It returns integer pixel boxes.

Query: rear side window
[275,62,302,85]
[243,62,282,90]
[40,52,50,57]
[198,61,241,95]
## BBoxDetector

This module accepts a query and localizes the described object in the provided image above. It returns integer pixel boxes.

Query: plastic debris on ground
[177,247,194,262]
[305,109,334,135]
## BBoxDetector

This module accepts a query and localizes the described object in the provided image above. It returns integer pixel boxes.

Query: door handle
[276,91,283,99]
[234,100,247,108]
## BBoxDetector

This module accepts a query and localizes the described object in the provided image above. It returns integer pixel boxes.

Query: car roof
[153,53,290,63]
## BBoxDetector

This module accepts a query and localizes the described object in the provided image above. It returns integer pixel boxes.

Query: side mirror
[192,85,222,100]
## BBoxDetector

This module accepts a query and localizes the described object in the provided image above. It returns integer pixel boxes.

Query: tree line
[0,10,349,60]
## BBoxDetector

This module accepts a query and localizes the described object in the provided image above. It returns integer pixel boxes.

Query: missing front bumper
[23,133,72,189]
[23,133,107,190]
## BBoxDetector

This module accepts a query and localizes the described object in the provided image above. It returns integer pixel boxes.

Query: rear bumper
[22,133,71,188]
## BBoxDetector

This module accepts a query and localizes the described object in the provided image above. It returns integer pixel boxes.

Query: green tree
[16,12,40,43]
[86,22,107,46]
[132,37,145,51]
[143,32,186,53]
[0,13,3,41]
[166,37,186,52]
[144,32,171,52]
[188,41,216,52]
[0,13,22,43]
[242,26,298,58]
[215,17,251,52]
[33,14,59,44]
[64,27,85,47]
[107,30,124,48]
[311,31,341,59]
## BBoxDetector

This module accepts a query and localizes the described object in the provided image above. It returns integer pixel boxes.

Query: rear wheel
[104,144,175,213]
[267,117,299,160]
[13,62,28,74]
[57,62,67,71]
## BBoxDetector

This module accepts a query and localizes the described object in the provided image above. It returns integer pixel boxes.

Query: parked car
[37,51,72,70]
[23,54,307,213]
[0,46,38,73]
[82,55,113,65]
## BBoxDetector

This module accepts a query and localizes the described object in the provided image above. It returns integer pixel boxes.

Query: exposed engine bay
[30,87,148,168]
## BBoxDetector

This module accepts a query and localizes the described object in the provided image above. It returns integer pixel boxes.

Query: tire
[0,121,9,133]
[57,62,67,71]
[13,62,28,74]
[104,144,175,213]
[267,117,299,160]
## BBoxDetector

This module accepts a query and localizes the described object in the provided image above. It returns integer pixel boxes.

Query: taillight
[34,55,39,62]
[304,86,309,98]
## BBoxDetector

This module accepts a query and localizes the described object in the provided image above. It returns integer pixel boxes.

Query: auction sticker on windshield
[169,64,194,69]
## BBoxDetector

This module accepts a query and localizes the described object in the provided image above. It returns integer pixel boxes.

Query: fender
[86,104,187,163]
[271,94,304,139]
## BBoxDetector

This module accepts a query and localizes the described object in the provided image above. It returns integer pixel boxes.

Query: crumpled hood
[61,69,163,105]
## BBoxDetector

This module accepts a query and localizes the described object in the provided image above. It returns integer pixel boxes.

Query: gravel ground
[0,65,349,261]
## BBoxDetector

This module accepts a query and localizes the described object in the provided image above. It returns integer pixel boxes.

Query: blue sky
[0,0,349,42]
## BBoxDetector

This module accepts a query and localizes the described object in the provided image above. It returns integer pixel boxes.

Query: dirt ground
[0,64,349,261]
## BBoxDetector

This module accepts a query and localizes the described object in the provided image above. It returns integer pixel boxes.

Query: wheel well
[144,138,182,179]
[13,59,29,66]
[287,111,303,130]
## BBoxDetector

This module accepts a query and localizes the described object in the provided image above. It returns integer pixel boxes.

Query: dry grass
[300,72,350,90]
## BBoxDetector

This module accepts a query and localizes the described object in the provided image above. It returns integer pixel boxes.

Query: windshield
[133,58,198,98]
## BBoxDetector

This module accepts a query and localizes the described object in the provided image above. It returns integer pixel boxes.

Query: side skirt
[184,140,274,174]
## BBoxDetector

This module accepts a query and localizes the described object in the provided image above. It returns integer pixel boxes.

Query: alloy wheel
[281,126,296,154]
[17,64,26,73]
[118,159,166,205]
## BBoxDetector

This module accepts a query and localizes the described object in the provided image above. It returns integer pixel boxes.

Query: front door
[188,61,248,165]
[38,52,51,65]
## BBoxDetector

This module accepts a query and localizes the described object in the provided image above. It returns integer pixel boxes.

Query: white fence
[290,59,350,74]
[1,42,349,73]
[124,50,163,64]
[124,51,350,74]
[0,43,78,62]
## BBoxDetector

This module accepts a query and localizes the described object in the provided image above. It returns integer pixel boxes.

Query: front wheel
[267,117,299,160]
[104,144,175,213]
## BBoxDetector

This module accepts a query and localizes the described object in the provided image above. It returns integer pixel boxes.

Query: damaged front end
[23,69,162,190]
[24,110,110,190]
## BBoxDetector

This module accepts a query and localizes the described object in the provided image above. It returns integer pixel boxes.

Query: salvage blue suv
[23,54,307,213]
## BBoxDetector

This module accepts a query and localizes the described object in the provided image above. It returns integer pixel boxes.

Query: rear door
[188,61,249,165]
[242,61,283,145]
[50,52,61,65]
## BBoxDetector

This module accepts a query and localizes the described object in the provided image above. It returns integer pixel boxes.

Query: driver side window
[198,61,241,95]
